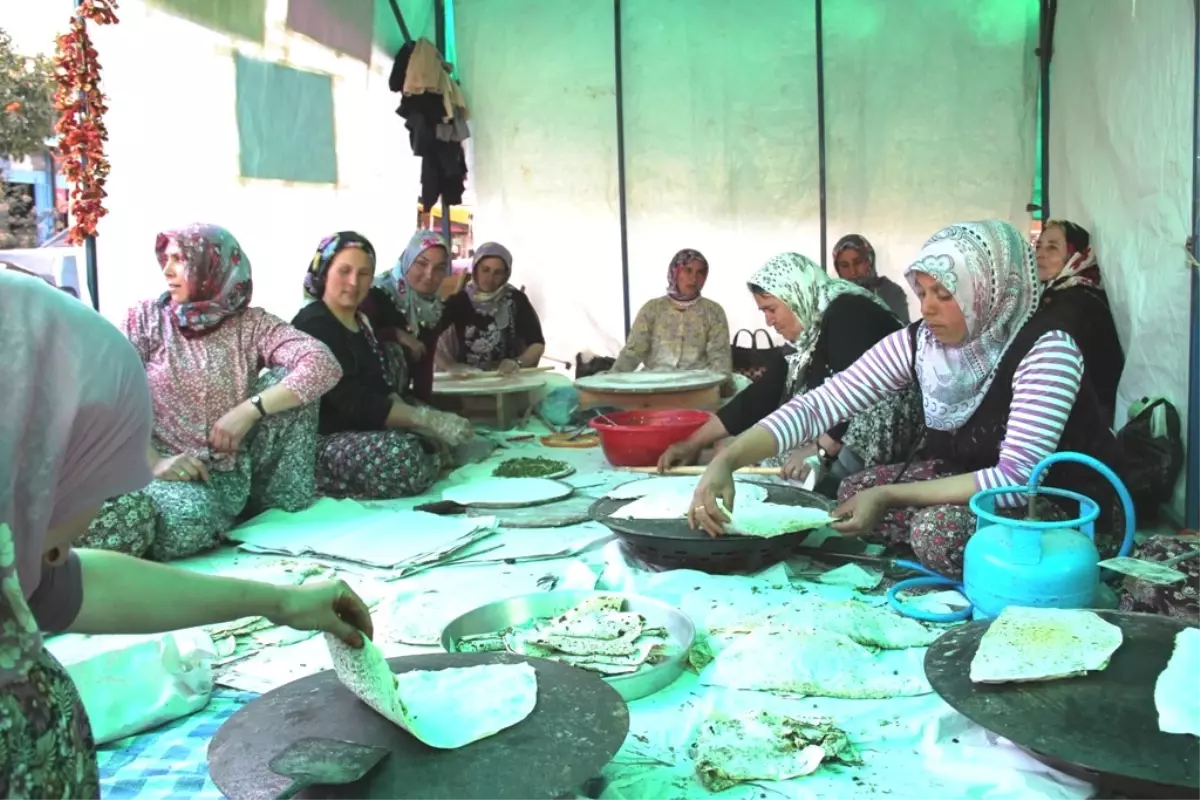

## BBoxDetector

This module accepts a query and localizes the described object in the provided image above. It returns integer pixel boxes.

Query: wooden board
[574,369,725,394]
[207,652,629,800]
[577,385,721,412]
[924,610,1199,796]
[432,374,546,396]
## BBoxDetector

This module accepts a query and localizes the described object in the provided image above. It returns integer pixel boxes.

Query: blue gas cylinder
[963,452,1137,620]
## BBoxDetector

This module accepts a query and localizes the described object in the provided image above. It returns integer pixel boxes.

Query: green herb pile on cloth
[492,457,569,478]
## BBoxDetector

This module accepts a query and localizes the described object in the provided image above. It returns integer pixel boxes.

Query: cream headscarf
[0,272,153,683]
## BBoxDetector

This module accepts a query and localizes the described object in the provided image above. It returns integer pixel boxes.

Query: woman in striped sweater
[688,219,1123,577]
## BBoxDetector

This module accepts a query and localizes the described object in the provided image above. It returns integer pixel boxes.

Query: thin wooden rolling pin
[621,466,782,475]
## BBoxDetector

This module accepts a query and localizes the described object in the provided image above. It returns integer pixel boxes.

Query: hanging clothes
[389,38,470,211]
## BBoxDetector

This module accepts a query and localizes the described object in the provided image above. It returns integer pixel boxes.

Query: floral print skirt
[1118,532,1199,622]
[76,368,319,561]
[315,430,442,500]
[0,649,98,799]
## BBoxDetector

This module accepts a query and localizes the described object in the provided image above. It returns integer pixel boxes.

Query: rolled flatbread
[326,634,538,749]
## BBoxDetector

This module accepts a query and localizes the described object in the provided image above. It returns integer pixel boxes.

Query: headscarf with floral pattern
[904,219,1041,430]
[832,233,881,289]
[749,252,893,395]
[373,229,450,332]
[1043,219,1102,293]
[0,272,153,685]
[304,231,377,301]
[155,223,252,336]
[666,248,709,307]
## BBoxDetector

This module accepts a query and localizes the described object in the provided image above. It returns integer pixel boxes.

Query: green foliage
[0,27,57,161]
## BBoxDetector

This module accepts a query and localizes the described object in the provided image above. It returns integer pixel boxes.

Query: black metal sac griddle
[589,481,835,574]
[925,611,1199,799]
[208,652,630,800]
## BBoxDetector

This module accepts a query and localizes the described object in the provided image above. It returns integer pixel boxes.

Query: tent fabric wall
[455,0,624,365]
[620,0,820,340]
[456,1,1040,358]
[1048,0,1195,517]
[824,0,1039,321]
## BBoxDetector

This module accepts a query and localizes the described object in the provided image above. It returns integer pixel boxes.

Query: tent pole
[1038,0,1056,221]
[1186,0,1200,529]
[814,0,827,271]
[434,0,452,247]
[614,0,631,335]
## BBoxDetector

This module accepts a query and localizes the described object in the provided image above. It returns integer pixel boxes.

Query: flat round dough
[443,477,573,508]
[575,369,725,393]
[607,476,769,503]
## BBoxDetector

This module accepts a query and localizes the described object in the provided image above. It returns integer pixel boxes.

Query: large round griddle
[208,652,630,800]
[925,610,1199,797]
[589,481,834,573]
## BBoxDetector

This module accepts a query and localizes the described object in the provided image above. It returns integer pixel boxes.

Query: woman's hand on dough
[689,457,735,537]
[657,441,700,473]
[831,486,891,535]
[272,579,374,648]
[496,359,521,376]
[781,444,819,482]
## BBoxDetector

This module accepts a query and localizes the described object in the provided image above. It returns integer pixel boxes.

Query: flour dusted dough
[442,477,571,507]
[325,634,537,749]
[969,607,1123,684]
[724,502,835,538]
[711,599,940,650]
[701,627,931,699]
[1155,627,1200,736]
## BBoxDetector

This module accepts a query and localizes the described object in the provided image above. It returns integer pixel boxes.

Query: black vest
[908,310,1125,540]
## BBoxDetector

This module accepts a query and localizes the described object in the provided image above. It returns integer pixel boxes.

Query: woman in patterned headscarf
[832,233,910,322]
[1035,219,1124,423]
[360,229,476,401]
[689,220,1125,578]
[292,231,473,500]
[435,241,546,374]
[659,253,922,494]
[612,248,732,375]
[75,224,341,561]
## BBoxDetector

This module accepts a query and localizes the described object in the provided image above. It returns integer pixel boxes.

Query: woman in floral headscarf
[360,228,476,401]
[689,220,1124,578]
[832,233,910,322]
[612,248,732,375]
[1035,219,1124,423]
[76,224,341,561]
[0,271,372,798]
[659,253,922,493]
[292,231,472,499]
[435,241,546,374]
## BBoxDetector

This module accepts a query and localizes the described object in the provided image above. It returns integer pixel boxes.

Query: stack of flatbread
[325,634,538,749]
[693,711,861,791]
[969,607,1123,684]
[606,477,835,538]
[455,595,673,676]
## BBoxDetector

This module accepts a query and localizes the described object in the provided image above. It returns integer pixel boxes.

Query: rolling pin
[621,466,782,476]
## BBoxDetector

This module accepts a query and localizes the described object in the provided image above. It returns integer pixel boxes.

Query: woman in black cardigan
[659,252,922,491]
[291,231,473,500]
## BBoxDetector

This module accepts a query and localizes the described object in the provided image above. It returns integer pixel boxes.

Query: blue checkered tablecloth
[95,690,257,800]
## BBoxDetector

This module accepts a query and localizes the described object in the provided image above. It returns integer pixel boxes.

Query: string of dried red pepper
[53,0,119,245]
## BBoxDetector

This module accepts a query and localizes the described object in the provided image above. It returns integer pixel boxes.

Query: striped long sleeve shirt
[758,329,1085,507]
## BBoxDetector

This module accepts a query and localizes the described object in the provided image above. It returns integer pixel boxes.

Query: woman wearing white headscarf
[688,220,1123,577]
[659,253,922,489]
[0,272,373,797]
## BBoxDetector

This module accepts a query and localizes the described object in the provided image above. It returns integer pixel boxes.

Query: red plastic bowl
[588,409,712,467]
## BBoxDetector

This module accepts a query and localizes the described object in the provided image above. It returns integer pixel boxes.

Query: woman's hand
[657,441,701,473]
[780,443,819,482]
[210,402,260,452]
[832,486,892,535]
[688,457,736,537]
[414,407,475,446]
[270,579,374,648]
[496,359,520,376]
[153,453,210,482]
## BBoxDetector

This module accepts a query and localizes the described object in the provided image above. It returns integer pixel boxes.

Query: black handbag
[731,328,781,382]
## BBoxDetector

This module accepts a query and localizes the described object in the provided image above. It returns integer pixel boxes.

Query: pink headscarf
[0,271,153,678]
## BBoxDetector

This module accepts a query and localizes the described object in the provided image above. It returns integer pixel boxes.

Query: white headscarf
[748,252,894,394]
[0,272,153,682]
[904,220,1041,430]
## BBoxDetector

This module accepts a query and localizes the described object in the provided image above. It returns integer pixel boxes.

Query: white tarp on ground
[457,0,1038,355]
[1049,0,1195,515]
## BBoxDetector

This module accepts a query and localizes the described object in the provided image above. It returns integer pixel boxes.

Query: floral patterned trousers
[837,459,1075,579]
[76,369,320,561]
[1118,532,1199,622]
[0,649,98,799]
[315,430,442,500]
